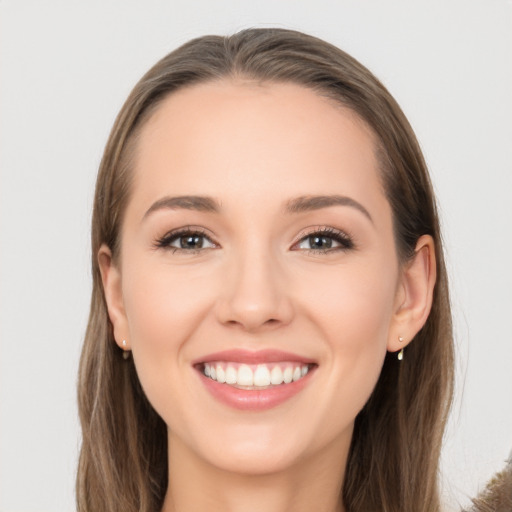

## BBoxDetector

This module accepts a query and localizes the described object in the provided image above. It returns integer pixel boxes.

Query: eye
[155,228,217,252]
[171,233,215,250]
[293,228,354,252]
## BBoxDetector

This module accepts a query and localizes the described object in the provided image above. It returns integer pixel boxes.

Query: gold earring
[397,336,404,361]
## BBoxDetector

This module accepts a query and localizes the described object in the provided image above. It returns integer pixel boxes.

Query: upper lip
[192,349,316,365]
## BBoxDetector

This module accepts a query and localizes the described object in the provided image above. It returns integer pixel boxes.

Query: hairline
[112,75,395,258]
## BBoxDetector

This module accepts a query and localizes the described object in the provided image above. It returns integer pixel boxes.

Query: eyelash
[154,226,217,254]
[154,226,354,254]
[292,227,354,254]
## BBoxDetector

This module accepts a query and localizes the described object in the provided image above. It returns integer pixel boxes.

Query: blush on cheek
[121,269,214,411]
[314,281,395,345]
[314,279,393,403]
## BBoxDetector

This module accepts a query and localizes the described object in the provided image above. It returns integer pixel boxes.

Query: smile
[194,350,317,410]
[203,362,311,389]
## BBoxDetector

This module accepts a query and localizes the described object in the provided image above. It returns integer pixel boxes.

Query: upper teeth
[203,362,310,388]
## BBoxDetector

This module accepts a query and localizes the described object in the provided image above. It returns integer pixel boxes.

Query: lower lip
[197,368,315,411]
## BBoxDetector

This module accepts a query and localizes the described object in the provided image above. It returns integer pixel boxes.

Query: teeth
[216,365,226,384]
[270,366,284,385]
[254,365,271,386]
[237,364,253,386]
[225,365,237,385]
[203,362,311,388]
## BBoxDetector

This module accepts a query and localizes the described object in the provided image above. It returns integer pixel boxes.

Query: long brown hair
[77,28,454,512]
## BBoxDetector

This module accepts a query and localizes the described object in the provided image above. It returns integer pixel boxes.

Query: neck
[161,433,349,512]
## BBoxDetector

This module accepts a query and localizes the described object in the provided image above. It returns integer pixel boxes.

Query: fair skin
[99,81,436,512]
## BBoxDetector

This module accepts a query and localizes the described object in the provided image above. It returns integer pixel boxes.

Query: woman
[77,28,454,512]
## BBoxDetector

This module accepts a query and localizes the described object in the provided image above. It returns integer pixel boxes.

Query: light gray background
[1,1,511,511]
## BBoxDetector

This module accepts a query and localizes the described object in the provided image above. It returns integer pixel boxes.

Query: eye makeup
[153,224,355,256]
[153,226,218,254]
[291,226,354,254]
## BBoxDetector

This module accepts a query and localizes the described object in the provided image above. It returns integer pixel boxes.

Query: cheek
[297,260,397,419]
[302,258,397,346]
[122,258,215,348]
[120,261,217,410]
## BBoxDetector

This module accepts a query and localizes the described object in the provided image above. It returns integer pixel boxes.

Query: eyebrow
[285,195,373,223]
[143,195,220,219]
[143,193,373,223]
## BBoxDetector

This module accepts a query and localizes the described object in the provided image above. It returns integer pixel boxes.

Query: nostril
[215,287,294,331]
[223,317,282,331]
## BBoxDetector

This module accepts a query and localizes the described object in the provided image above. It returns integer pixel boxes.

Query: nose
[215,247,294,332]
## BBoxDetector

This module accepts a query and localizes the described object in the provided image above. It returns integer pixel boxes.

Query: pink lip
[192,349,315,365]
[193,349,317,411]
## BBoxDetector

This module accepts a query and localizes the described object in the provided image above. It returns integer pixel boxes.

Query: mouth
[198,361,314,389]
[193,350,317,410]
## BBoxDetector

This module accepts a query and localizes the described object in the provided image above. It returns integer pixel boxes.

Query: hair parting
[77,28,454,512]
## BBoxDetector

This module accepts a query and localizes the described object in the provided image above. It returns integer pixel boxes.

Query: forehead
[131,80,385,213]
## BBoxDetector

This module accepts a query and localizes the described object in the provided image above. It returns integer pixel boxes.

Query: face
[103,81,407,475]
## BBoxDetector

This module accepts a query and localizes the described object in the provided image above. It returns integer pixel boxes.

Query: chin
[204,444,303,476]
[175,420,310,476]
[187,417,348,477]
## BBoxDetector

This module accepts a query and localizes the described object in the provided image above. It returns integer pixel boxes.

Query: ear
[388,235,436,352]
[98,244,130,350]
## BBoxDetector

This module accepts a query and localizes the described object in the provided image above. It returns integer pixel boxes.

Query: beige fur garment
[464,453,512,512]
